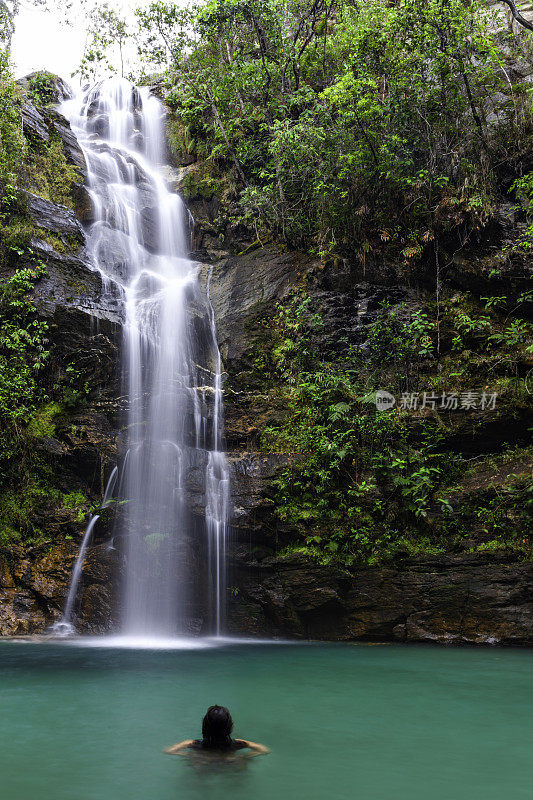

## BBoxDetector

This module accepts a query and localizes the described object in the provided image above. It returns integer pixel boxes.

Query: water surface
[0,640,531,799]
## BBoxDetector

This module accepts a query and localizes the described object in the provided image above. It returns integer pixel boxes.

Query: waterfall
[102,466,118,508]
[61,77,230,638]
[52,515,100,636]
[51,463,118,636]
[206,267,230,635]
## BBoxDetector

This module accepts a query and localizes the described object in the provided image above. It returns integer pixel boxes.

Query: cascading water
[52,462,121,635]
[102,466,118,508]
[52,514,100,636]
[61,77,230,638]
[206,267,230,635]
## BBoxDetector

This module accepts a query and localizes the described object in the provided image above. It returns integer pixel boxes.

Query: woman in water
[165,705,269,755]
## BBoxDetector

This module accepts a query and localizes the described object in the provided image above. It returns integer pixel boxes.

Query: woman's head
[202,705,233,745]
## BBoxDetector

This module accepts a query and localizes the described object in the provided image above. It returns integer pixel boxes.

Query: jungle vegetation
[0,0,532,561]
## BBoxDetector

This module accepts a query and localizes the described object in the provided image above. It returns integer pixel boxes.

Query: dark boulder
[17,72,73,105]
[28,237,123,323]
[20,100,49,144]
[26,192,85,242]
[46,107,87,172]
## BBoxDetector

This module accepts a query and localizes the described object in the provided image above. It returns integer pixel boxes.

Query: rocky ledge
[0,540,119,636]
[228,552,533,646]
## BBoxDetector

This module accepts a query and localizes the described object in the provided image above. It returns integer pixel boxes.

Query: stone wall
[228,551,533,645]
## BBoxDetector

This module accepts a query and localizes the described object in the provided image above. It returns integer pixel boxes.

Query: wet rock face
[0,543,74,635]
[26,192,84,241]
[227,453,283,537]
[228,552,533,645]
[0,75,126,638]
[205,245,319,363]
[24,193,124,324]
[19,96,86,174]
[0,541,120,635]
[47,108,87,172]
[77,544,121,633]
[18,77,88,227]
[20,100,50,144]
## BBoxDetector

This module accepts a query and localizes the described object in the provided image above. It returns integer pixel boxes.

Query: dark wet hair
[201,705,234,747]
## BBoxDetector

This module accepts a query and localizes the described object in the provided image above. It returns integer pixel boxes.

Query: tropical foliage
[258,292,532,565]
[114,0,532,258]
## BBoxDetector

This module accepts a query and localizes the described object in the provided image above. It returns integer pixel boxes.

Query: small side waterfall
[52,515,100,636]
[60,77,230,638]
[102,466,118,508]
[51,463,120,636]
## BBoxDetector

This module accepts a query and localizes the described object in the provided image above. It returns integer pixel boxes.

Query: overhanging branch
[499,0,533,32]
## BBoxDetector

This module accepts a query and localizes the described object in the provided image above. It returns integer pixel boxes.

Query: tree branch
[499,0,533,32]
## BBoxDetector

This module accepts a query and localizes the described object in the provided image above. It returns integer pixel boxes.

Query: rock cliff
[0,73,531,645]
[0,79,121,634]
[228,551,533,645]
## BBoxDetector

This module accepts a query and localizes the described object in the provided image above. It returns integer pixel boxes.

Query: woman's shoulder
[189,739,204,750]
[232,739,248,750]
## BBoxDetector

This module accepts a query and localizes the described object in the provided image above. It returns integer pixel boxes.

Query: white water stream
[58,77,230,638]
[52,514,100,636]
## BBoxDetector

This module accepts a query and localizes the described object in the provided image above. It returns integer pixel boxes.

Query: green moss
[61,490,87,509]
[472,540,518,553]
[389,537,447,558]
[167,115,196,162]
[26,402,62,438]
[0,478,51,546]
[35,229,81,254]
[61,490,89,522]
[26,134,80,210]
[182,171,226,202]
[0,525,20,549]
[277,544,328,564]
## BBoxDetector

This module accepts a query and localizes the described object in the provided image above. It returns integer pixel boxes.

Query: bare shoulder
[164,739,195,755]
[236,739,270,754]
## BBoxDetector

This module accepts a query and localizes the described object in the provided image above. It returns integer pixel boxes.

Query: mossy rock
[26,402,62,438]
